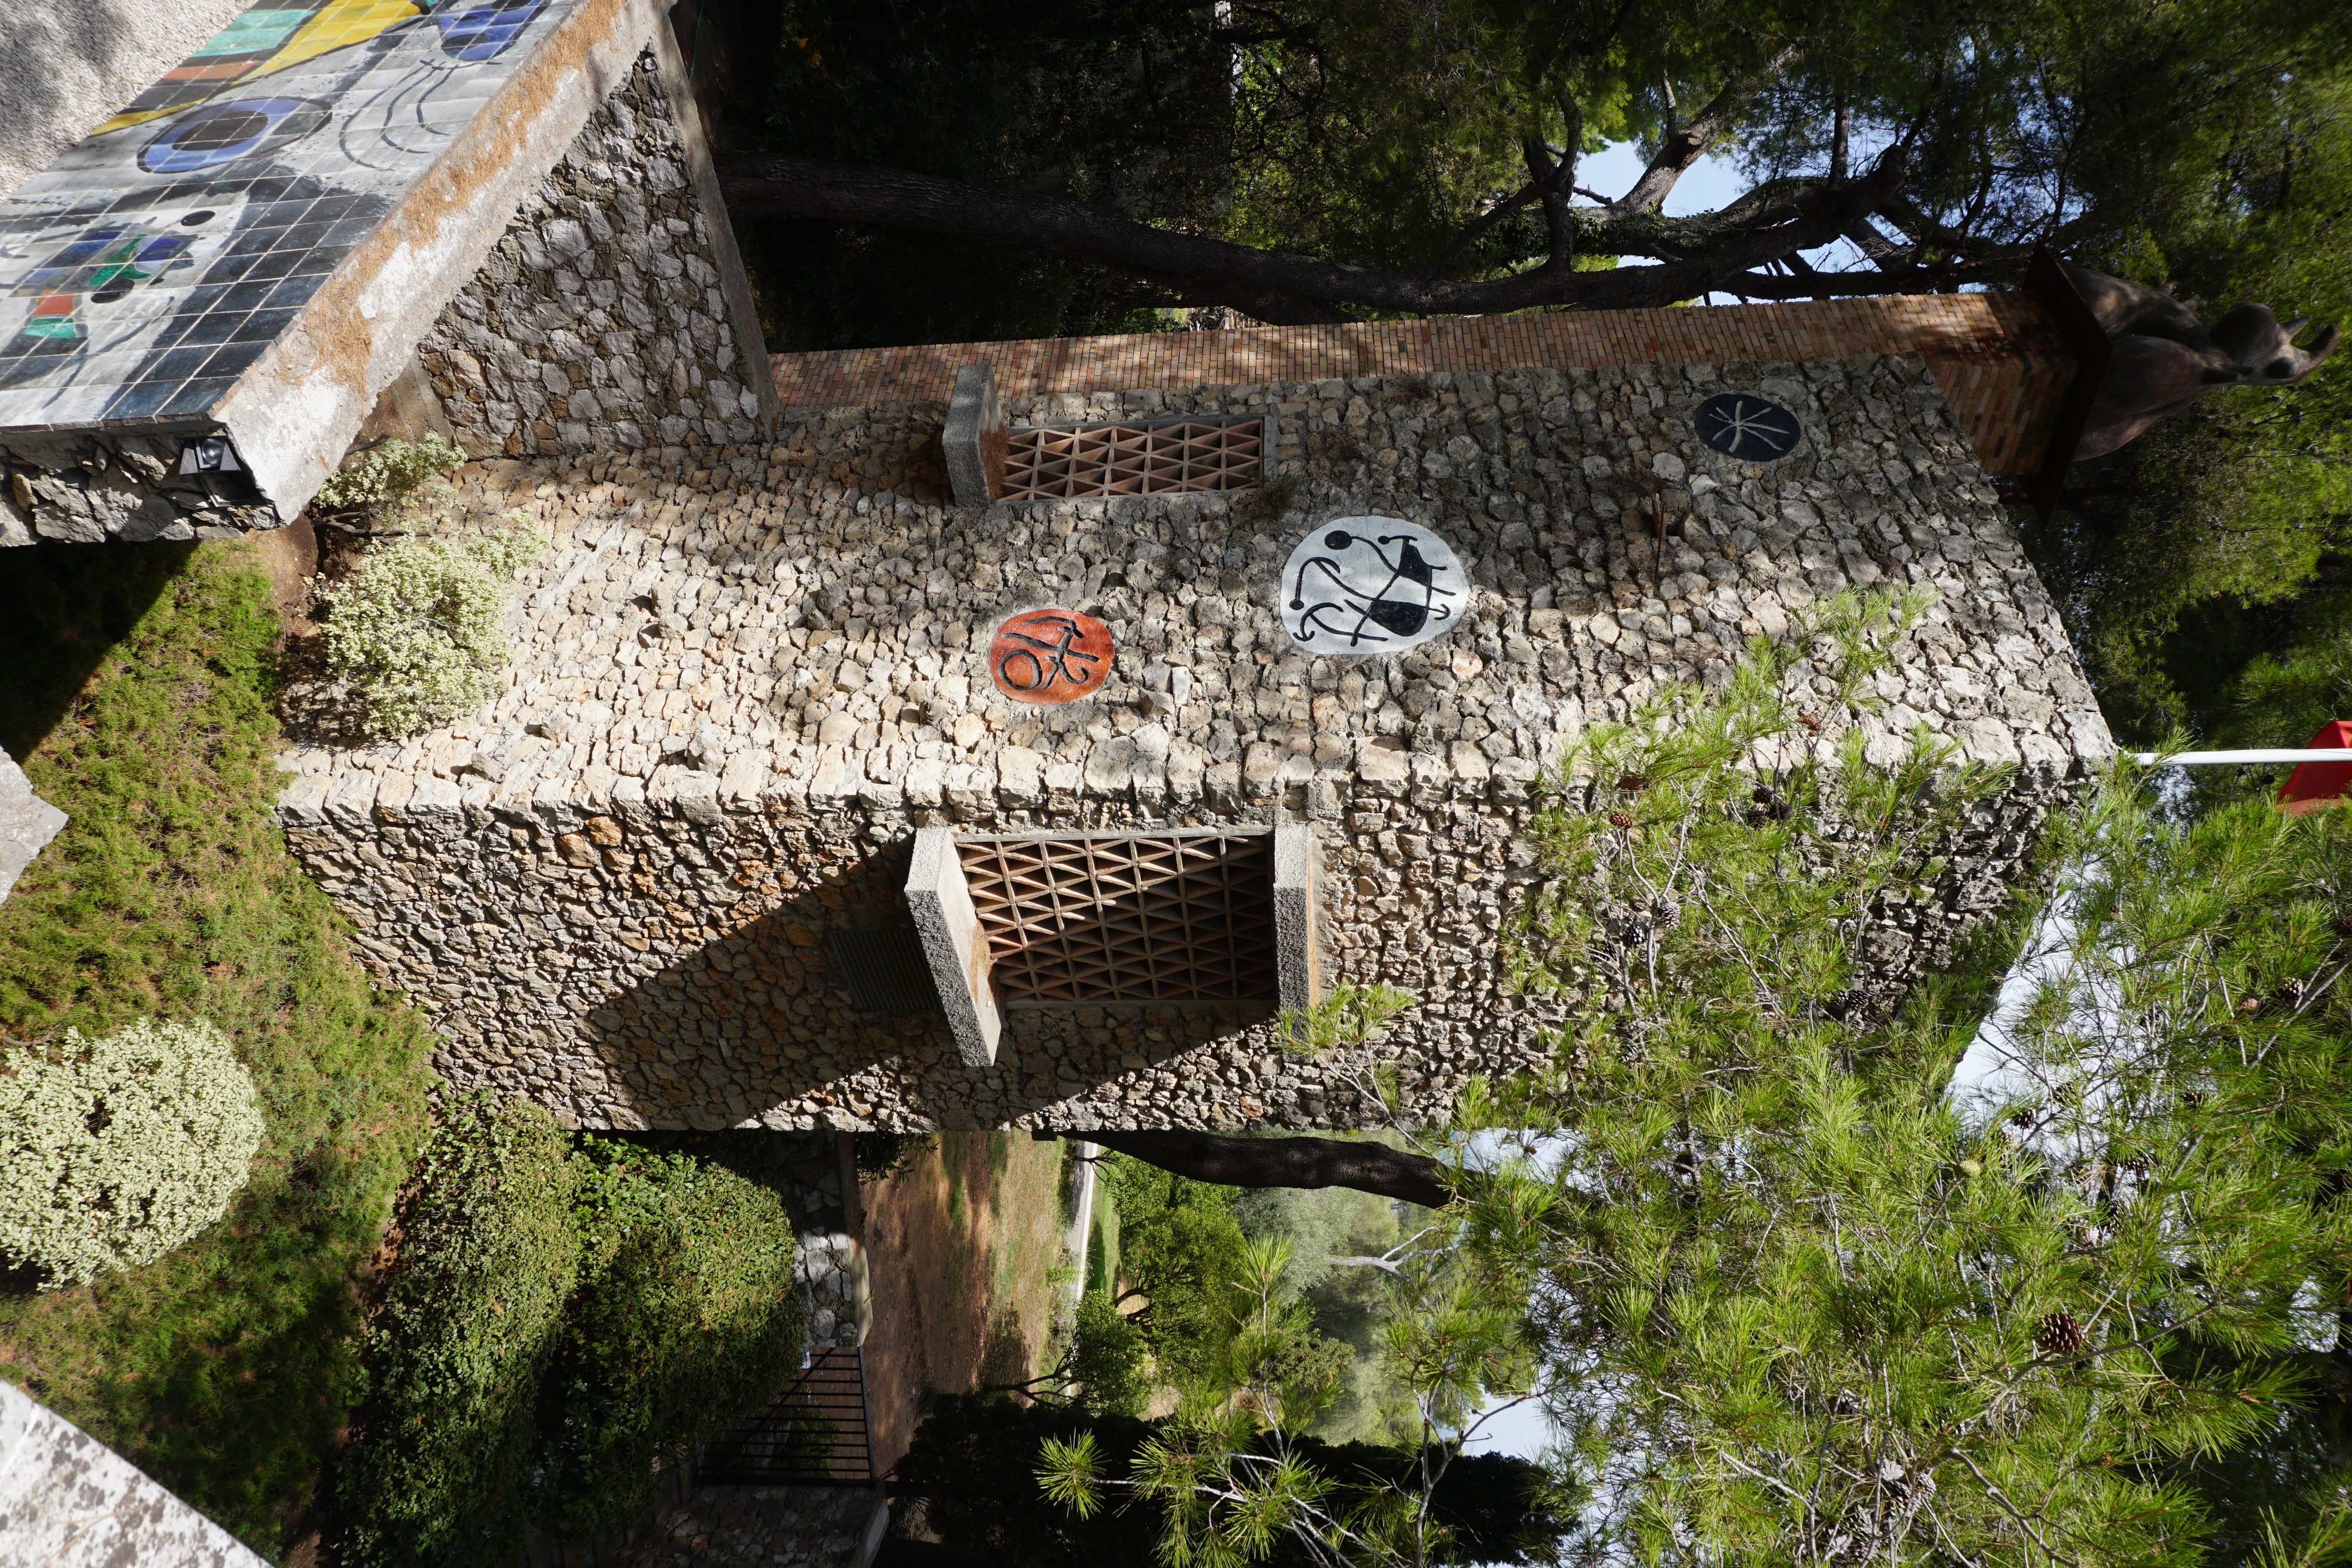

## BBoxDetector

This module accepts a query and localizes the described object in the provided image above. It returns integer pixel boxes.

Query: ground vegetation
[0,541,437,1559]
[338,1097,803,1566]
[0,1016,264,1290]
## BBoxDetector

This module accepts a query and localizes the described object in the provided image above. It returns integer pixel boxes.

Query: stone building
[276,316,2113,1132]
[6,0,2117,1133]
[0,0,770,546]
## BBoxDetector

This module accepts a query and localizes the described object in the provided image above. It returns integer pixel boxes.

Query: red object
[988,607,1114,704]
[2277,720,2352,815]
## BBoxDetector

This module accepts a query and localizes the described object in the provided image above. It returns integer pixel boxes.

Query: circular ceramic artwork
[139,98,328,175]
[1694,392,1805,462]
[989,607,1115,704]
[1280,519,1464,656]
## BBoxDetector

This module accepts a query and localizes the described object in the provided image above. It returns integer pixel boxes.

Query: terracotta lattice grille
[1000,418,1264,499]
[956,834,1278,1002]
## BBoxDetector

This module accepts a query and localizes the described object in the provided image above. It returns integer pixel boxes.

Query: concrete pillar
[1274,823,1322,1012]
[905,827,1001,1065]
[942,363,1006,506]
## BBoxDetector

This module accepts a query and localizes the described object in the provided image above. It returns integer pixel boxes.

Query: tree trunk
[1058,1128,1455,1209]
[716,149,1967,323]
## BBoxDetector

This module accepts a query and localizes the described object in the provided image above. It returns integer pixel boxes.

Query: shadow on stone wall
[575,828,1283,1126]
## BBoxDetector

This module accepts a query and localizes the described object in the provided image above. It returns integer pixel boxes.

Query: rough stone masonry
[279,352,2113,1132]
[412,45,770,462]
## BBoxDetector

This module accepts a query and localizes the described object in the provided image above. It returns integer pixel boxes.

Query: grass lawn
[1085,1156,1120,1299]
[860,1132,1068,1473]
[0,541,437,1562]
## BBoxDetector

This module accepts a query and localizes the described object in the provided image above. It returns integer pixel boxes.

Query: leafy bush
[533,1144,802,1537]
[339,1114,806,1560]
[317,520,545,739]
[313,433,470,517]
[0,1018,264,1290]
[339,1094,583,1568]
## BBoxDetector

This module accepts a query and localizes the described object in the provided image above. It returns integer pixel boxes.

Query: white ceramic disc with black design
[1279,519,1465,656]
[1695,393,1805,462]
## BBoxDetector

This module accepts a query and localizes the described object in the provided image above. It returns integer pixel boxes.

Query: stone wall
[278,353,2112,1132]
[1,429,278,545]
[773,1132,870,1350]
[415,46,767,462]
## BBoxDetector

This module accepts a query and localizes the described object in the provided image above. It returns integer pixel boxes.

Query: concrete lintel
[942,363,1006,506]
[906,827,1002,1065]
[0,746,66,904]
[1274,821,1321,1012]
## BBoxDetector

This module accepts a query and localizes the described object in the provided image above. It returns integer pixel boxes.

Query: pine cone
[2035,1310,2086,1356]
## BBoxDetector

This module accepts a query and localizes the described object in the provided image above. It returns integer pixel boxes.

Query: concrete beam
[906,827,1002,1066]
[0,746,66,904]
[1,1378,268,1567]
[1274,823,1322,1012]
[941,363,1006,506]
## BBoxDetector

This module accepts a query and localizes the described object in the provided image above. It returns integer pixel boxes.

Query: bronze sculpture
[2064,262,2337,460]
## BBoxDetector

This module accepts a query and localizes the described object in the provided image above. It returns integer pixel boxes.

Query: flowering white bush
[318,520,546,740]
[314,433,470,517]
[0,1018,265,1290]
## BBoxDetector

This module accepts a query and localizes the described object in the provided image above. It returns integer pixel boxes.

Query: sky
[1575,138,1885,301]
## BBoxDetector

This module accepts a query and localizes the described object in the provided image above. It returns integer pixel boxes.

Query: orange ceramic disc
[988,607,1114,704]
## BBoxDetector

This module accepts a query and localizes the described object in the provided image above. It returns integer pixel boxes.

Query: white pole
[2129,750,2352,765]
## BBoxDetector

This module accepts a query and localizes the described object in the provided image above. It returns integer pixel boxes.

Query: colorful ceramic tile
[0,0,574,432]
[1280,520,1464,655]
[989,609,1115,704]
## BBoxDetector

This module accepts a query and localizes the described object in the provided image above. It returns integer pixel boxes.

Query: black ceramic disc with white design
[1694,393,1804,462]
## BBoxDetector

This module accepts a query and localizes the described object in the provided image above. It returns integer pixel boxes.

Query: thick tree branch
[1519,136,1575,274]
[719,144,1913,317]
[1615,42,1806,216]
[1430,179,1545,277]
[1060,1129,1455,1209]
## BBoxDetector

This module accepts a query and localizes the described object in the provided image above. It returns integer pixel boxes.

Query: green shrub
[0,1018,264,1291]
[338,1118,806,1558]
[313,433,470,517]
[339,1094,582,1568]
[1064,1292,1150,1417]
[316,520,545,740]
[533,1144,802,1537]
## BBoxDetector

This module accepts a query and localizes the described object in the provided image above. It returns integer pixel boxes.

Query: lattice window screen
[1000,419,1264,500]
[956,834,1278,1002]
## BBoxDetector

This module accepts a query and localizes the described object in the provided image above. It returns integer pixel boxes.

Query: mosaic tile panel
[0,0,580,432]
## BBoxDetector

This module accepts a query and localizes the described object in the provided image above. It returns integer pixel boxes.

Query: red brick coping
[770,292,2076,479]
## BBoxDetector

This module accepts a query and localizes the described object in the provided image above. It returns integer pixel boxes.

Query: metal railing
[699,1346,876,1486]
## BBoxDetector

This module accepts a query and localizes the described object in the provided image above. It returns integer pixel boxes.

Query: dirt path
[858,1134,1067,1476]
